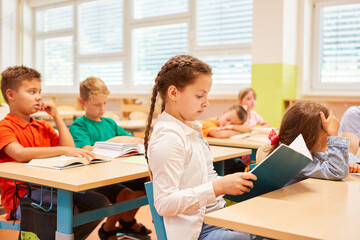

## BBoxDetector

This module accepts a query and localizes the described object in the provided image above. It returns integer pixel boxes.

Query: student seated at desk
[145,55,257,240]
[202,105,252,138]
[257,100,356,186]
[238,87,270,127]
[69,77,151,240]
[0,66,108,240]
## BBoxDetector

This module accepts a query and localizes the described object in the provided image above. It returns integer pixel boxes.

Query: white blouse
[148,111,225,240]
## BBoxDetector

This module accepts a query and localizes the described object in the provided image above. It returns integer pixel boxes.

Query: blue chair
[144,182,167,240]
[249,163,258,171]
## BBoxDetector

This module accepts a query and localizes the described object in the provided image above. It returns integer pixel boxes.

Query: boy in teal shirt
[70,115,134,148]
[70,77,150,240]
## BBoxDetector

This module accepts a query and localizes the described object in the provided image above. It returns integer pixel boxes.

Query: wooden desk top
[210,145,251,162]
[0,146,251,192]
[0,159,149,192]
[205,175,360,240]
[206,133,268,149]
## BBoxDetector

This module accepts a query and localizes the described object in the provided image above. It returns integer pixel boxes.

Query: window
[313,0,360,91]
[195,0,252,86]
[34,0,253,94]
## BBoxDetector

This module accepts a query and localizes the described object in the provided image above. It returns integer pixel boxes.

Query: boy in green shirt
[70,77,150,240]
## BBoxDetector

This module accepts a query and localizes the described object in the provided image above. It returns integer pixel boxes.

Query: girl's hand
[64,147,96,161]
[213,172,257,196]
[349,162,360,173]
[40,101,59,119]
[320,111,340,136]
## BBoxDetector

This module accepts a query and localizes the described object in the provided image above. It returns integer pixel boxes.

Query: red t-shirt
[0,113,59,219]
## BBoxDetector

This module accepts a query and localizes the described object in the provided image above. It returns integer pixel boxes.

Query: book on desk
[93,142,145,158]
[228,134,312,202]
[26,155,110,170]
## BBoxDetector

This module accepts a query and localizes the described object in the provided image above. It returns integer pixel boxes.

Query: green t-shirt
[69,115,131,148]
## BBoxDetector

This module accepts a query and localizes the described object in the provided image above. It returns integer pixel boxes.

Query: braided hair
[144,55,212,162]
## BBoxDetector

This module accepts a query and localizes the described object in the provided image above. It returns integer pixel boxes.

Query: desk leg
[56,189,74,240]
[213,161,225,176]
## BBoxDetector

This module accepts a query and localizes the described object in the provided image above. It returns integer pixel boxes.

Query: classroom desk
[206,133,269,161]
[0,145,250,239]
[0,159,149,239]
[205,175,360,240]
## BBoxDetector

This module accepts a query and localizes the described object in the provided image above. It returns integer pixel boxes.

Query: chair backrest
[144,182,167,240]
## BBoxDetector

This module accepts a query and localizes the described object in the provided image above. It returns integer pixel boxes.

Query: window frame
[311,0,360,92]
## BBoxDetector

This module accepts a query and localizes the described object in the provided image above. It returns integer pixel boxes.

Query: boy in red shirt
[0,66,109,240]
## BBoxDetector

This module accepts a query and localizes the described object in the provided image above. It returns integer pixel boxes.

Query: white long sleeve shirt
[148,112,225,240]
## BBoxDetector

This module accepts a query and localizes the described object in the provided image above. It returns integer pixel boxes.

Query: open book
[92,142,145,158]
[26,155,109,170]
[228,134,312,202]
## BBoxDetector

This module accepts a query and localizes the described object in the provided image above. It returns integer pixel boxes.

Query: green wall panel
[251,63,297,128]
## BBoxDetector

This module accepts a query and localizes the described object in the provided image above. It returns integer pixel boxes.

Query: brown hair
[268,100,329,154]
[144,55,212,161]
[79,76,110,101]
[228,105,247,122]
[1,66,41,103]
[238,87,256,103]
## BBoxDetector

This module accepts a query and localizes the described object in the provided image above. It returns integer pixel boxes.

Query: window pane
[197,0,253,46]
[133,0,187,19]
[201,55,251,84]
[133,23,187,85]
[37,36,73,86]
[78,0,122,54]
[36,5,73,32]
[79,62,123,86]
[320,3,360,83]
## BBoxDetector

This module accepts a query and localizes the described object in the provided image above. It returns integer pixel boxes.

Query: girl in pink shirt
[238,88,270,127]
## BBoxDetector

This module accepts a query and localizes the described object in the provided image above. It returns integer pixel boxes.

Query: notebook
[93,142,145,158]
[228,134,312,202]
[26,155,109,170]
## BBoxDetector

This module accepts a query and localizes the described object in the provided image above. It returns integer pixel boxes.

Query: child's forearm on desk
[3,142,76,162]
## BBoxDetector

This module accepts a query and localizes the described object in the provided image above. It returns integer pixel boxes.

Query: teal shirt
[69,115,131,148]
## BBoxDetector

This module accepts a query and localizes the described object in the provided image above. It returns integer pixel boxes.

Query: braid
[144,82,159,163]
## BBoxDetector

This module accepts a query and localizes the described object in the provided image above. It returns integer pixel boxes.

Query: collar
[82,115,103,123]
[4,113,38,129]
[158,111,202,137]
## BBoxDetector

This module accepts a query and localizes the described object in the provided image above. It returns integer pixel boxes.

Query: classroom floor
[0,205,157,240]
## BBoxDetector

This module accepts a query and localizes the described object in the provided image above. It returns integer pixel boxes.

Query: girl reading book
[144,55,257,240]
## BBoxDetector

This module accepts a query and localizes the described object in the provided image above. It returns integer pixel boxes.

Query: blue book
[227,134,312,202]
